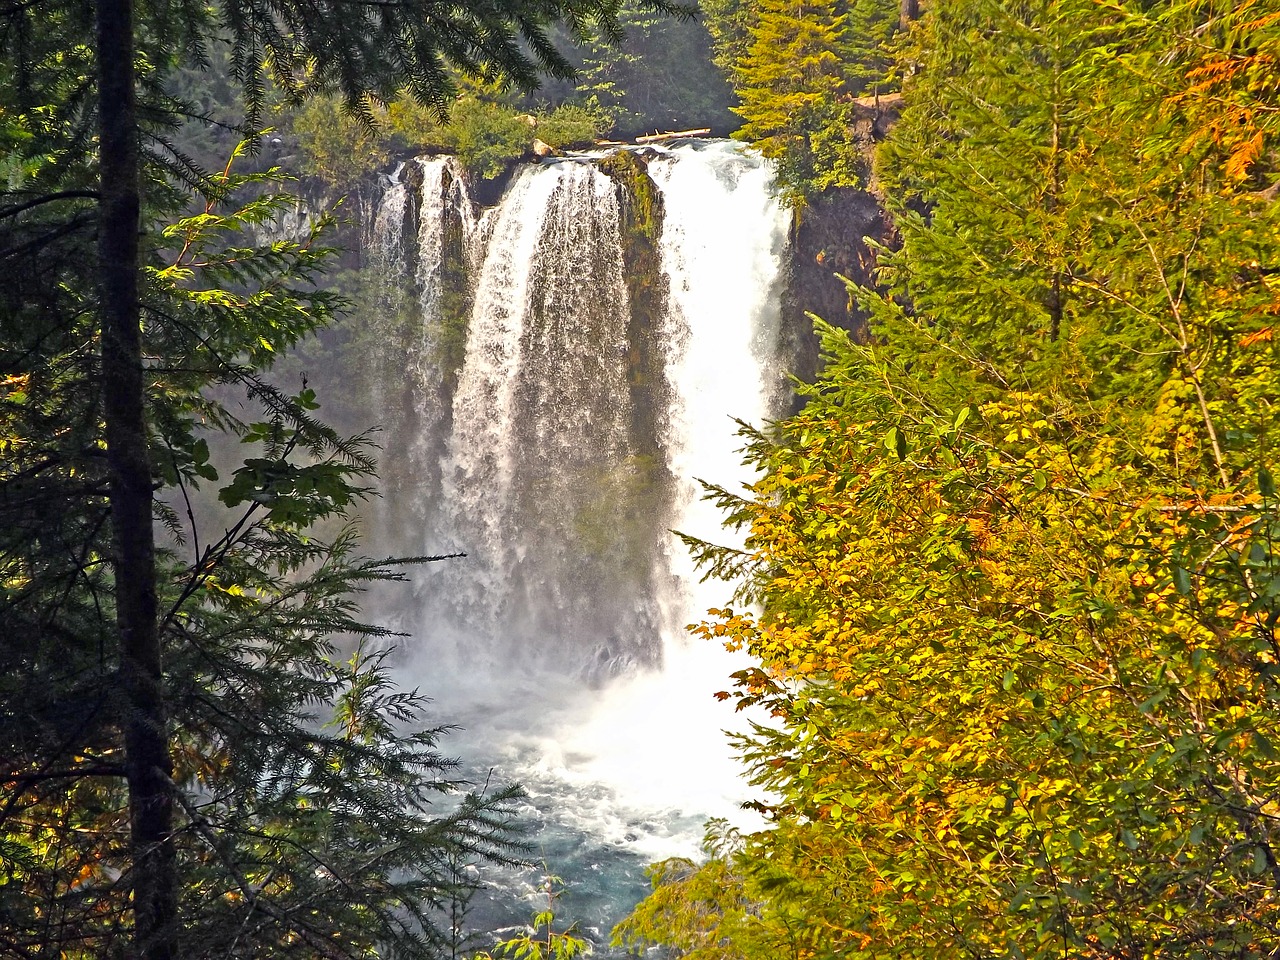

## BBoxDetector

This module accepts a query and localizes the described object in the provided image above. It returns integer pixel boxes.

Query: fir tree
[732,0,856,199]
[871,0,1111,401]
[728,0,898,201]
[0,140,529,957]
[1,0,680,956]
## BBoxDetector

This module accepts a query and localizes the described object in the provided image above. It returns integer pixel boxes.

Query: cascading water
[443,160,670,678]
[368,156,479,540]
[365,139,791,939]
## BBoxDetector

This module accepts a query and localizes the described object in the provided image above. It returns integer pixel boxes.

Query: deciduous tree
[617,1,1280,956]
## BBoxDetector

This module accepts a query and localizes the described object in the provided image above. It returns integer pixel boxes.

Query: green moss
[433,288,471,384]
[597,150,661,244]
[597,150,671,471]
[427,165,473,387]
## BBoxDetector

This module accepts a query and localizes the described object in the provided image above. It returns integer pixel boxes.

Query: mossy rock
[597,150,662,244]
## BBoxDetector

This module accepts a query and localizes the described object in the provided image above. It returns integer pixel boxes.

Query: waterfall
[364,142,790,917]
[646,142,791,620]
[368,157,477,542]
[440,160,670,678]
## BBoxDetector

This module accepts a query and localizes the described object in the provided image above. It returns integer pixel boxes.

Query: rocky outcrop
[781,183,898,399]
[780,99,903,403]
[596,149,673,467]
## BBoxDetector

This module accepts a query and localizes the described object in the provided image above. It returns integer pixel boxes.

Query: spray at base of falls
[365,139,791,938]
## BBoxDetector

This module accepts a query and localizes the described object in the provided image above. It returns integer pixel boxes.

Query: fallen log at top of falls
[634,128,712,143]
[593,128,714,148]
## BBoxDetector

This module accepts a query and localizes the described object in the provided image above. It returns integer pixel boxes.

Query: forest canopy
[0,0,682,957]
[8,0,1280,956]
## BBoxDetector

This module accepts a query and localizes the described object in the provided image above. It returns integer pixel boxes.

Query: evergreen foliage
[0,143,527,957]
[289,88,610,187]
[280,2,732,190]
[3,0,683,955]
[567,0,738,137]
[720,0,900,202]
[535,102,613,149]
[699,0,756,84]
[732,0,859,200]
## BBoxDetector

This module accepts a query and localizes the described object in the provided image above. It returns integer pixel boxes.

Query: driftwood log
[634,128,712,143]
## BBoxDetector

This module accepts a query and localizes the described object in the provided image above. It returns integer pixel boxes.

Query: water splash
[365,140,791,933]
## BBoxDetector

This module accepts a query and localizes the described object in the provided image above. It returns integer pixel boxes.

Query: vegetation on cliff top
[701,0,901,202]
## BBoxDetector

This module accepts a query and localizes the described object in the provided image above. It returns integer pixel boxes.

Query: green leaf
[1253,730,1277,759]
[1261,466,1276,499]
[884,426,906,459]
[1171,564,1192,595]
[1061,882,1091,905]
[1253,845,1270,875]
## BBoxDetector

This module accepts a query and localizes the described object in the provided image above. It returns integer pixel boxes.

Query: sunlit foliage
[617,0,1280,956]
[713,0,899,201]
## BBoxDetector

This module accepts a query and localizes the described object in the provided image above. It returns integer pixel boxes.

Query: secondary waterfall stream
[364,140,791,940]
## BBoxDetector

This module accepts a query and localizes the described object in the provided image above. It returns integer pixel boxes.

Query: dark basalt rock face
[780,97,903,404]
[595,149,672,468]
[781,186,898,399]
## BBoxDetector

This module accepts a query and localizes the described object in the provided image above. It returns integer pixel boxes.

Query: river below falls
[400,632,767,950]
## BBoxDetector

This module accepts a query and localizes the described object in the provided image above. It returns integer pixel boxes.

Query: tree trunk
[900,0,919,28]
[95,0,177,957]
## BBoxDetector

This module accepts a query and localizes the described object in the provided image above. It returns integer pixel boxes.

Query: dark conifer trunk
[95,0,177,956]
[900,0,919,28]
